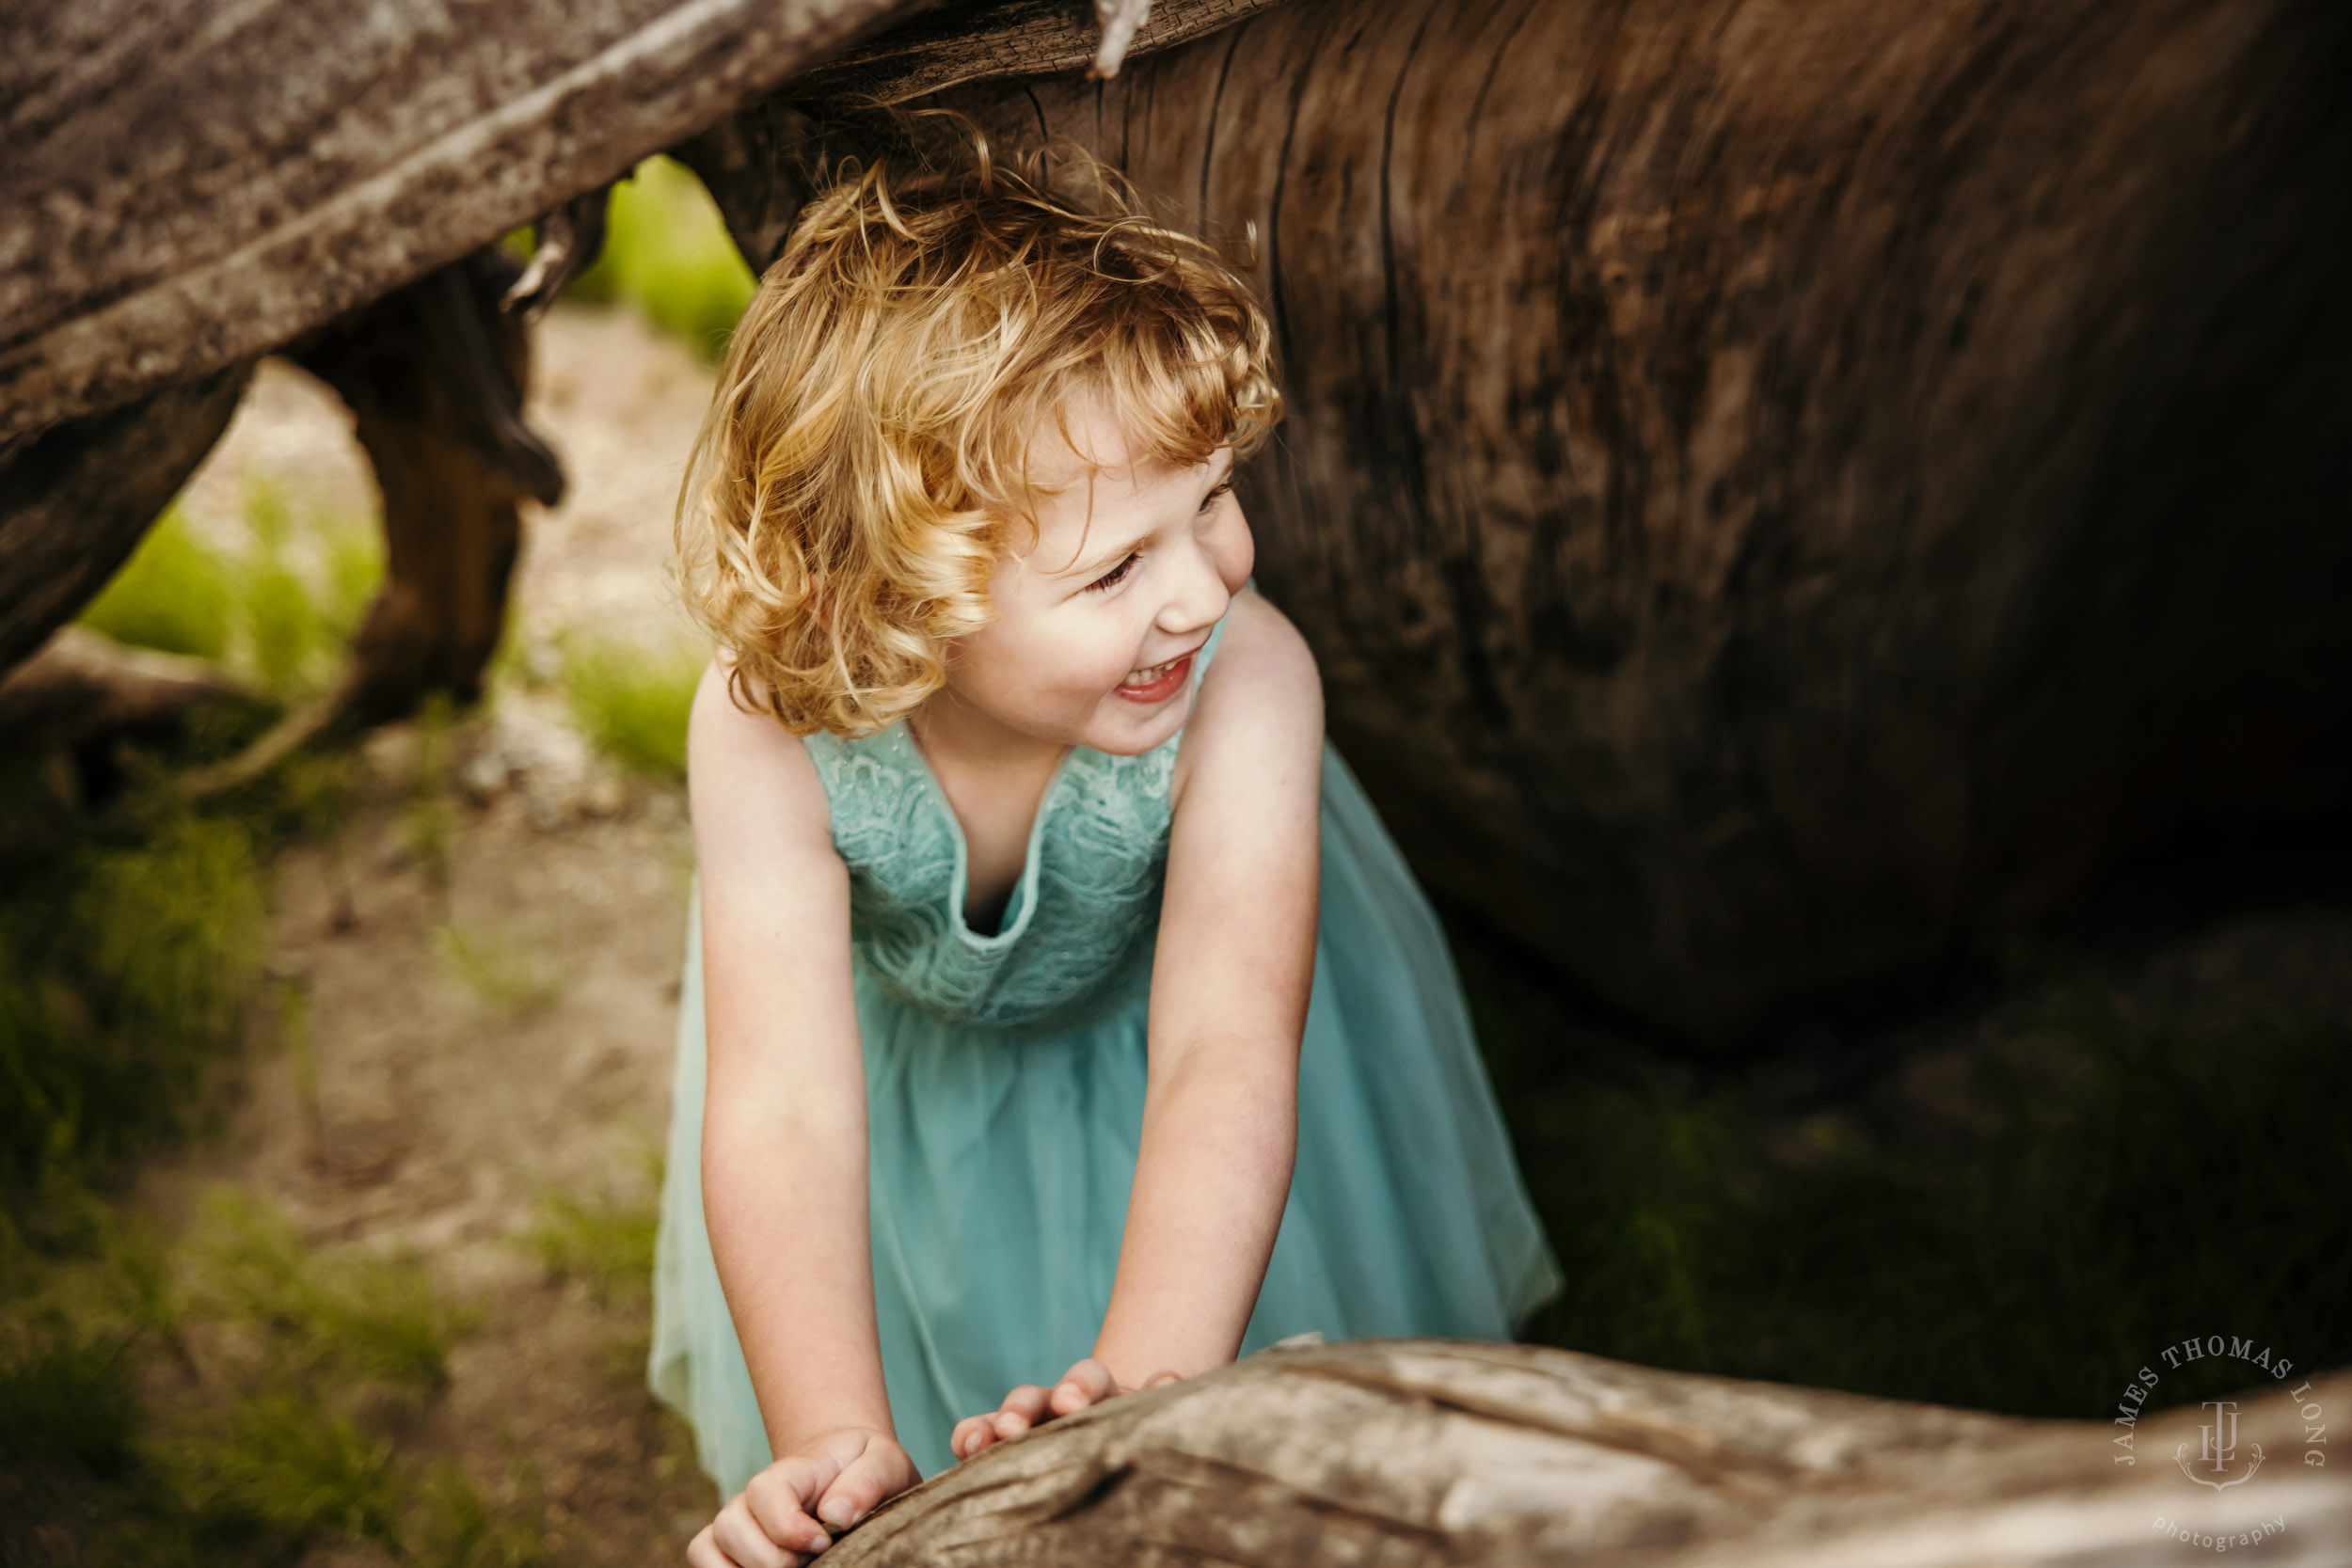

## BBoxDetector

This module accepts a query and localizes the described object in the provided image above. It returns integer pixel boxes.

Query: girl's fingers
[1143,1370,1183,1389]
[951,1413,999,1460]
[814,1438,910,1531]
[998,1383,1053,1423]
[1049,1357,1120,1415]
[686,1522,739,1568]
[710,1498,804,1568]
[989,1407,1033,1441]
[740,1462,834,1559]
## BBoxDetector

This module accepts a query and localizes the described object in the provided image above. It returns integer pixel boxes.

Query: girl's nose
[1159,531,1231,639]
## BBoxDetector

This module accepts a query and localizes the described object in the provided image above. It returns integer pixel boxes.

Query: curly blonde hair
[675,133,1283,736]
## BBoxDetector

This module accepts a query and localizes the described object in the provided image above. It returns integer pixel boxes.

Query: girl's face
[933,391,1254,757]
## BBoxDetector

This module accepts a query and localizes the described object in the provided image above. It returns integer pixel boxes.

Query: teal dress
[649,618,1563,1491]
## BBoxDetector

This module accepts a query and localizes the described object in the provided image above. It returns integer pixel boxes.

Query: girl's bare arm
[1093,589,1324,1386]
[688,661,914,1559]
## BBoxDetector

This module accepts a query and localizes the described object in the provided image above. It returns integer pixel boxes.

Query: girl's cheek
[1216,513,1256,594]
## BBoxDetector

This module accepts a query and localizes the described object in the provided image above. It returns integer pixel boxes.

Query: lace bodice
[802,628,1220,1032]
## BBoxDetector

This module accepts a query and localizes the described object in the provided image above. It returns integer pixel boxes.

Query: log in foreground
[829,1339,2349,1566]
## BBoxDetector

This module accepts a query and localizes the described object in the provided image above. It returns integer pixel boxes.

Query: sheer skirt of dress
[649,742,1564,1490]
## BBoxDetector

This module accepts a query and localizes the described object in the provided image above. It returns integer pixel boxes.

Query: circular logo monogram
[2111,1335,2328,1552]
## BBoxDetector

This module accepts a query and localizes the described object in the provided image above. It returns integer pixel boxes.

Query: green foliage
[77,507,234,660]
[528,1185,659,1305]
[75,476,384,700]
[1462,932,2352,1418]
[565,156,755,358]
[405,1461,546,1568]
[175,1393,403,1545]
[1,1189,537,1567]
[0,1307,139,1473]
[186,1190,465,1392]
[561,635,705,778]
[0,816,266,1213]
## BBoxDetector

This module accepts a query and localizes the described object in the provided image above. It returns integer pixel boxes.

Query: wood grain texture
[818,1338,2352,1565]
[845,0,2352,1043]
[0,0,928,449]
[786,0,1290,104]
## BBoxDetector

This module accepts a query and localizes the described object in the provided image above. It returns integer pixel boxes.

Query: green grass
[76,480,384,703]
[1,1188,536,1567]
[1459,928,2352,1418]
[78,507,234,661]
[564,156,755,359]
[528,1184,659,1306]
[186,1189,466,1393]
[561,635,705,778]
[0,815,266,1220]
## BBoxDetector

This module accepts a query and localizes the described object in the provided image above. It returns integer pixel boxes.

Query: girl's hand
[687,1426,917,1567]
[949,1357,1183,1462]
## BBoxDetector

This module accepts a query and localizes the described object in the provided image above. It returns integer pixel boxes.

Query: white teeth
[1121,655,1183,688]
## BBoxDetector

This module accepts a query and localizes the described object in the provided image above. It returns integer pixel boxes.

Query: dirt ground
[156,301,722,1565]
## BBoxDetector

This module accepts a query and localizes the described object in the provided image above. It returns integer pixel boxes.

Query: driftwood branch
[827,1339,2350,1566]
[0,626,251,753]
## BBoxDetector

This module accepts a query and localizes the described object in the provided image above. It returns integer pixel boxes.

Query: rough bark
[0,366,253,673]
[753,0,2352,1044]
[675,0,1294,273]
[821,1338,2351,1565]
[0,0,931,451]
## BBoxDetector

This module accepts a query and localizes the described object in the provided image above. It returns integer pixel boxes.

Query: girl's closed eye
[1087,552,1139,593]
[1199,480,1233,514]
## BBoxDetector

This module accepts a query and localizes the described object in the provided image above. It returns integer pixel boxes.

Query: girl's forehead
[1027,391,1152,479]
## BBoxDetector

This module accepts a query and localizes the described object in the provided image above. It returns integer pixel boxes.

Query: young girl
[650,141,1563,1568]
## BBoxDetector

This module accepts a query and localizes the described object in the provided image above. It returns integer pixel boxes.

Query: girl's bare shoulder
[1178,589,1323,791]
[686,657,835,853]
[1202,588,1320,705]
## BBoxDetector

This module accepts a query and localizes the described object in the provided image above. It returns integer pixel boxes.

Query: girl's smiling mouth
[1115,649,1197,704]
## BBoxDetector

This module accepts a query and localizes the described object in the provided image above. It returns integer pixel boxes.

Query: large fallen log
[0,0,933,452]
[824,1338,2350,1565]
[727,0,2352,1045]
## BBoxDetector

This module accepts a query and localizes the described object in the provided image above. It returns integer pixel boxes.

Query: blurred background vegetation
[5,153,2345,1561]
[560,157,755,364]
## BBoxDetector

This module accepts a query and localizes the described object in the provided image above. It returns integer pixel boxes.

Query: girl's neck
[904,689,1067,780]
[905,690,1071,936]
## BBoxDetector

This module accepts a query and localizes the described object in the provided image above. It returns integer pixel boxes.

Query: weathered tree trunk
[821,1339,2350,1565]
[0,366,251,672]
[741,0,2352,1045]
[292,252,559,724]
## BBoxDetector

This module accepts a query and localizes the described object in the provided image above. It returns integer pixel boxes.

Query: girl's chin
[1082,689,1192,755]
